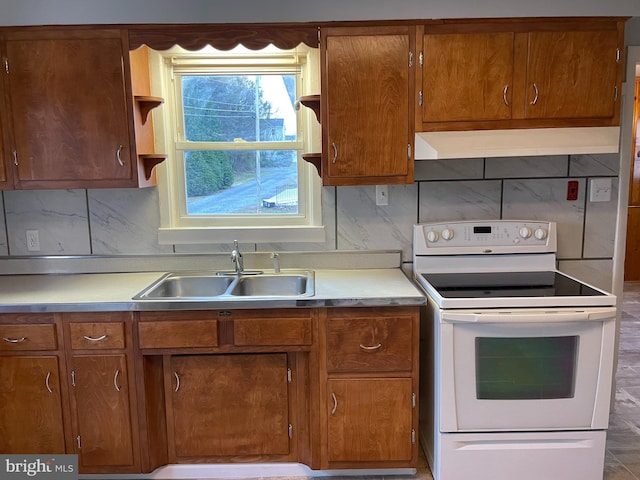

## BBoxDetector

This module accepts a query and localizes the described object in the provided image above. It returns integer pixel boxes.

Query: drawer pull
[359,343,382,351]
[3,336,26,343]
[174,372,180,392]
[83,334,107,342]
[530,83,539,105]
[45,371,53,393]
[503,84,509,106]
[331,393,338,415]
[114,369,121,392]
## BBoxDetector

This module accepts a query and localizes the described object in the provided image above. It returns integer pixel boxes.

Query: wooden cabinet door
[0,356,66,453]
[71,354,134,468]
[4,30,134,188]
[322,26,413,185]
[169,354,290,458]
[327,378,413,463]
[524,30,619,120]
[422,32,514,123]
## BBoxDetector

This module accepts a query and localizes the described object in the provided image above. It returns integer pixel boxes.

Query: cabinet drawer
[0,324,57,351]
[234,317,312,346]
[326,313,413,373]
[138,320,218,349]
[69,322,125,350]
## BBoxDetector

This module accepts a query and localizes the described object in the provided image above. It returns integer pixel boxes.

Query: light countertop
[0,268,425,312]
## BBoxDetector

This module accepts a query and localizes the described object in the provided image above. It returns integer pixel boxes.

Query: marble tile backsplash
[0,152,621,290]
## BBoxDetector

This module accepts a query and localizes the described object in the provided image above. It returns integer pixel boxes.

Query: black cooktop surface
[420,271,605,298]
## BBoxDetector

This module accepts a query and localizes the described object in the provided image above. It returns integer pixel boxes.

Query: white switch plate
[26,230,40,251]
[589,178,612,203]
[376,185,389,206]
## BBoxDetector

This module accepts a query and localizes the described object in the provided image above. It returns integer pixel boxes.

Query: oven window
[475,336,578,400]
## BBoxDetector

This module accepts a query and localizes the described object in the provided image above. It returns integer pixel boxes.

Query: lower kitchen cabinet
[69,354,134,468]
[137,309,315,467]
[322,306,420,468]
[166,353,291,459]
[0,315,67,454]
[327,378,414,463]
[0,356,66,453]
[64,313,140,473]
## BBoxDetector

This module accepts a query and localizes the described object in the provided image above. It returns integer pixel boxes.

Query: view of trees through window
[180,74,299,215]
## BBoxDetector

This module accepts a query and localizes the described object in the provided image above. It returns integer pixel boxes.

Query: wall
[0,0,639,25]
[0,152,618,291]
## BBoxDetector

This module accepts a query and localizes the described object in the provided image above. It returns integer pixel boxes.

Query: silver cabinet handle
[359,343,382,351]
[614,85,619,102]
[331,393,337,415]
[77,435,81,449]
[331,142,338,164]
[113,369,121,392]
[174,372,180,392]
[116,145,124,167]
[71,371,76,387]
[12,150,18,166]
[45,371,52,393]
[3,336,25,343]
[530,83,539,105]
[83,334,107,342]
[503,84,509,106]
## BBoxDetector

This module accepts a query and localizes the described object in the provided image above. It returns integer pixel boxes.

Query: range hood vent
[415,126,620,160]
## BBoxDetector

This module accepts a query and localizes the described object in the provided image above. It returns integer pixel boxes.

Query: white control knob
[519,226,532,239]
[426,230,439,243]
[441,228,454,241]
[534,228,548,240]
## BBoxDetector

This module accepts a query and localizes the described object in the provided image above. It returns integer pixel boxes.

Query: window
[151,44,323,245]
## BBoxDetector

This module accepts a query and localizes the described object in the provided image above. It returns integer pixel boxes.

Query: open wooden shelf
[135,96,164,125]
[302,153,321,176]
[139,154,168,180]
[299,95,320,123]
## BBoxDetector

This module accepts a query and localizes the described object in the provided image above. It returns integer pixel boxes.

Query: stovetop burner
[420,271,606,299]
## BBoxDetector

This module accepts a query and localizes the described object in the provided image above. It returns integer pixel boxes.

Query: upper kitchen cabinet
[320,26,415,185]
[1,28,151,189]
[418,18,626,132]
[0,43,12,190]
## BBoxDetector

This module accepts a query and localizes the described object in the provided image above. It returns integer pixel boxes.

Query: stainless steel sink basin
[229,273,313,297]
[133,270,315,300]
[133,273,235,299]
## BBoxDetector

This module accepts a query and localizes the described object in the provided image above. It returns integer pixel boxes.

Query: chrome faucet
[231,240,244,274]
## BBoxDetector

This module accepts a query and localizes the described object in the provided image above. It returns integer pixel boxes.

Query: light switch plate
[589,178,612,203]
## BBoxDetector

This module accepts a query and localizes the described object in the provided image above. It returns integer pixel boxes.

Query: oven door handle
[441,309,615,323]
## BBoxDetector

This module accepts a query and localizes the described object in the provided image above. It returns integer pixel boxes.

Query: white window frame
[149,44,324,245]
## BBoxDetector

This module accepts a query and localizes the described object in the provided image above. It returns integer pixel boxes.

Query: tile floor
[605,282,640,480]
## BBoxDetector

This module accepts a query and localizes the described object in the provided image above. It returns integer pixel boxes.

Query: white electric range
[413,220,617,480]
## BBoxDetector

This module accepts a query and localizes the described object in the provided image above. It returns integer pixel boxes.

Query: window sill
[158,225,326,245]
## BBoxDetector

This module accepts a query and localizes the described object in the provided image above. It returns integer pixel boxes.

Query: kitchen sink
[133,270,314,300]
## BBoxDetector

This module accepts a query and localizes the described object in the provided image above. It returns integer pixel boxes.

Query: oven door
[437,307,616,432]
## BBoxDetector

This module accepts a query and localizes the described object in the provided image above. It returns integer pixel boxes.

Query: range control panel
[414,220,557,255]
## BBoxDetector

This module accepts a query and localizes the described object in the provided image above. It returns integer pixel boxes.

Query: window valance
[128,23,319,51]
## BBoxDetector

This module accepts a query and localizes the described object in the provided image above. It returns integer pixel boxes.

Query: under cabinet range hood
[414,126,620,160]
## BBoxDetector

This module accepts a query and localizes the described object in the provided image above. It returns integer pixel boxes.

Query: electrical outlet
[376,185,389,206]
[26,230,40,252]
[567,180,579,201]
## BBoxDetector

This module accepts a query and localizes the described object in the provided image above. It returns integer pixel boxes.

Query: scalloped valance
[128,23,319,51]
